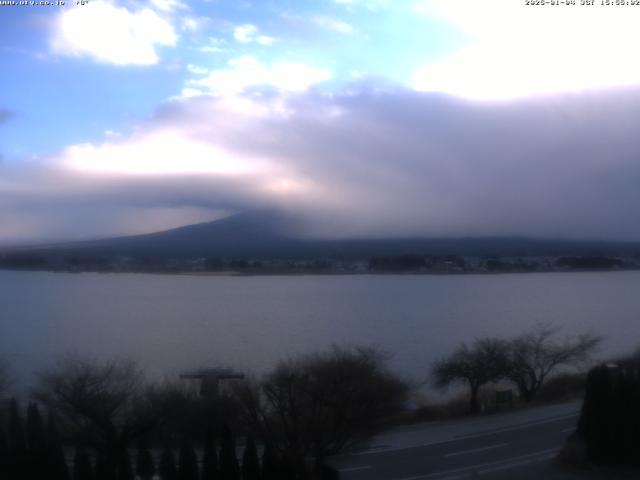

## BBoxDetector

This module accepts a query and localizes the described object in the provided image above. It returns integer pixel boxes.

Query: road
[332,407,580,480]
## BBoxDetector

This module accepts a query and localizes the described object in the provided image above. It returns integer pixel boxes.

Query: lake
[1,270,639,390]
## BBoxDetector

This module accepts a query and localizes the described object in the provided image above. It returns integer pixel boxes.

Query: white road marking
[349,412,577,457]
[444,442,508,458]
[432,475,470,480]
[391,448,557,480]
[478,452,555,475]
[339,465,372,473]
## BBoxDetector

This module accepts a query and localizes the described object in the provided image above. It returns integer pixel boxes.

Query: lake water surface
[1,270,639,388]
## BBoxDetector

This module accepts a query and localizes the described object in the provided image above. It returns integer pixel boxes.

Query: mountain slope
[12,210,640,260]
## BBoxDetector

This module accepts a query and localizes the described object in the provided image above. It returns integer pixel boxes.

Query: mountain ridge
[5,210,640,260]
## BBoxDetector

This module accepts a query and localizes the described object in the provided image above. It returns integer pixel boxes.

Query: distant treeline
[1,252,639,274]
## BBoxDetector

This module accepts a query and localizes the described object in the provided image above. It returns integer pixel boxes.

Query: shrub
[577,361,640,466]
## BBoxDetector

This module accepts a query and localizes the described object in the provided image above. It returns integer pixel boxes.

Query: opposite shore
[1,252,639,276]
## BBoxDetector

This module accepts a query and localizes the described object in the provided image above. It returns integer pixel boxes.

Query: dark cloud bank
[2,84,640,244]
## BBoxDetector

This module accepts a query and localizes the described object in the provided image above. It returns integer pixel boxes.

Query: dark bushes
[577,358,640,466]
[234,345,408,476]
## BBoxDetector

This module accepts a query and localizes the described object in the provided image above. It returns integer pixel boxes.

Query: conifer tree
[201,429,219,480]
[73,446,94,480]
[0,427,9,480]
[241,437,260,480]
[27,403,47,453]
[94,451,114,480]
[611,368,633,464]
[578,365,614,464]
[178,437,199,480]
[116,452,135,480]
[219,425,240,480]
[278,454,294,480]
[6,399,25,480]
[260,444,278,480]
[136,437,155,480]
[27,403,48,479]
[160,446,179,480]
[46,411,71,480]
[578,361,640,466]
[9,398,26,455]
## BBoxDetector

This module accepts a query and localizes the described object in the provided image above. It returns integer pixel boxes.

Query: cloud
[233,24,275,45]
[199,37,225,54]
[59,130,271,176]
[50,1,178,65]
[187,64,208,75]
[0,166,238,244]
[413,0,640,100]
[333,0,386,7]
[103,129,122,138]
[181,16,209,32]
[5,85,640,243]
[180,87,205,98]
[312,16,354,34]
[148,0,186,12]
[199,46,224,53]
[0,108,14,124]
[187,56,332,96]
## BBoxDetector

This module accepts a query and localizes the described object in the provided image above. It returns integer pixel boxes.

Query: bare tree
[234,346,408,476]
[506,322,602,402]
[33,355,160,466]
[431,338,509,414]
[144,378,240,441]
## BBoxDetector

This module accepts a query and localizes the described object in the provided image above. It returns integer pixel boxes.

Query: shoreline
[1,266,639,277]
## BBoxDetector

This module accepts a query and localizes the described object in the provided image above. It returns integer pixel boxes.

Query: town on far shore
[1,252,639,275]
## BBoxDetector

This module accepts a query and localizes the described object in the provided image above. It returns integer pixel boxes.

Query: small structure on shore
[180,368,245,397]
[495,389,514,410]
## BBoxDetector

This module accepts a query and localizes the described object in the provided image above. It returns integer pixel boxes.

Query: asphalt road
[332,412,579,480]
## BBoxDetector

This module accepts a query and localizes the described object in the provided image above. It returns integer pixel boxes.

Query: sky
[2,0,640,244]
